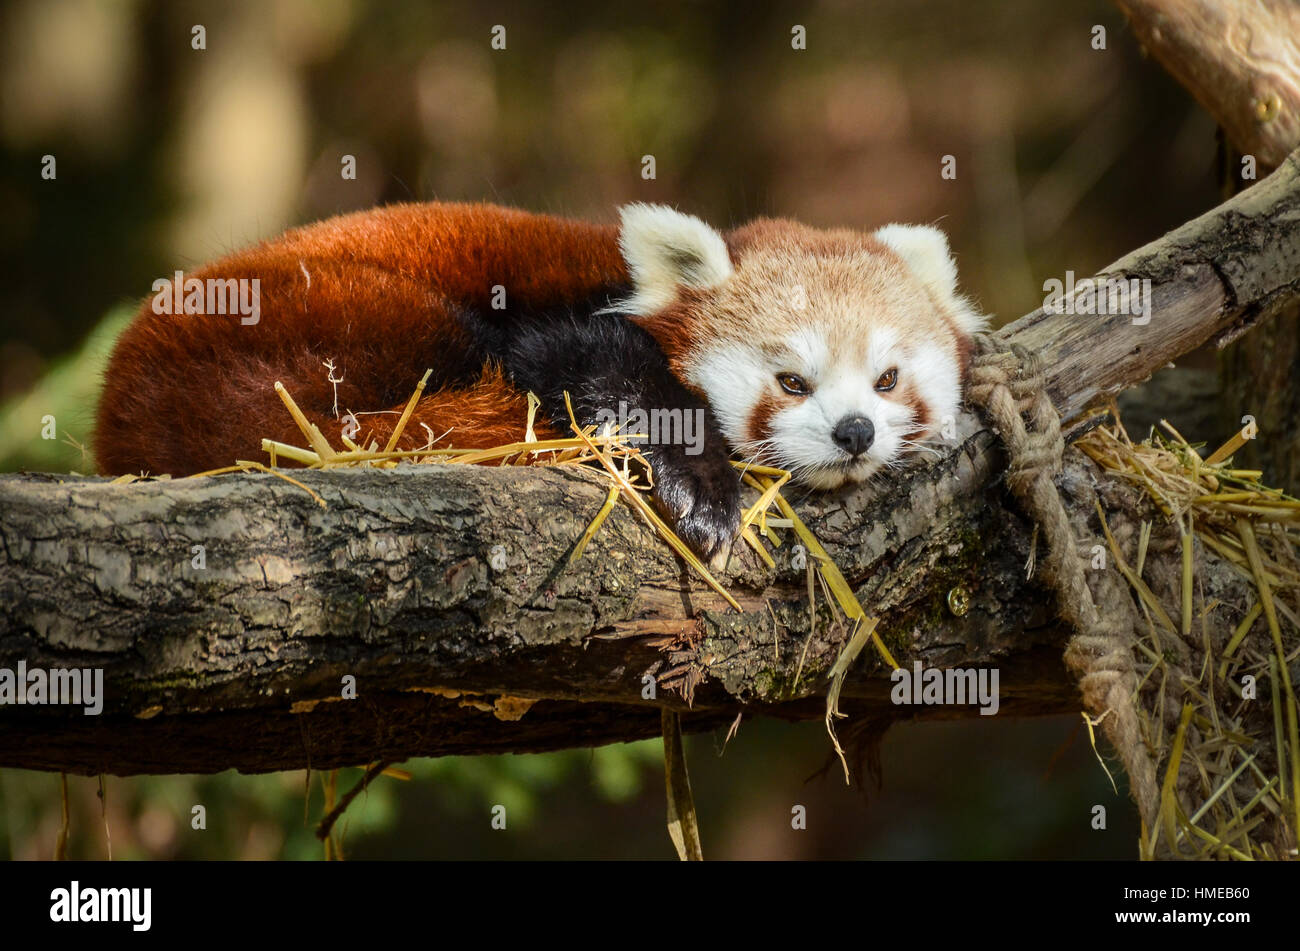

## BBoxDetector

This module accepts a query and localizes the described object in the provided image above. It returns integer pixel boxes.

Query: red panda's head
[613,204,988,489]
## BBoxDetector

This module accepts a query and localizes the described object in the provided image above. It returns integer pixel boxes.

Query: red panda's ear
[616,203,733,314]
[872,224,989,335]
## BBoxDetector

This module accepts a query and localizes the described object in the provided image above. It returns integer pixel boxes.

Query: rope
[967,334,1160,831]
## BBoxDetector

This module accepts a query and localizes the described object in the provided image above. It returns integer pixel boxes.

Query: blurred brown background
[1,0,1227,858]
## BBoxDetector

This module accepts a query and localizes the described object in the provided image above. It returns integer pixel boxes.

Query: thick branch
[1115,0,1300,169]
[3,154,1299,776]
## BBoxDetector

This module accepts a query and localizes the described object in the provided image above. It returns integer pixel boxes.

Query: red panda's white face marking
[616,204,988,488]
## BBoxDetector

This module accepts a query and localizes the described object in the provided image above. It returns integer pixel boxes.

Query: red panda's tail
[94,202,626,475]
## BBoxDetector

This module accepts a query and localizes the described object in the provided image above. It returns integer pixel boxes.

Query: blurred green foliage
[1,716,1136,860]
[0,305,132,471]
[1,741,663,860]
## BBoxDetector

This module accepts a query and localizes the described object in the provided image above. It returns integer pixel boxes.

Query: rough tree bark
[1114,0,1300,170]
[1115,0,1300,493]
[2,153,1299,777]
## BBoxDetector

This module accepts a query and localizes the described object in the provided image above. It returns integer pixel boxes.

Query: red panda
[95,202,986,562]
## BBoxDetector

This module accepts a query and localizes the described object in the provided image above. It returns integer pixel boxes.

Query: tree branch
[1114,0,1300,170]
[3,153,1299,776]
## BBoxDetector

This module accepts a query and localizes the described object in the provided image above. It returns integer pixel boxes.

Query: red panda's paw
[644,443,742,571]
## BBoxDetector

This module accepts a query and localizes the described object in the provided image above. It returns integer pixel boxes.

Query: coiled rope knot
[966,333,1159,831]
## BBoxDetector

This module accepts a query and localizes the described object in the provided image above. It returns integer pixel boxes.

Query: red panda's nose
[832,416,874,456]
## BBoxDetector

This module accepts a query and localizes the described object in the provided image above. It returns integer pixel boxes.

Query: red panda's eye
[777,373,810,396]
[875,368,898,392]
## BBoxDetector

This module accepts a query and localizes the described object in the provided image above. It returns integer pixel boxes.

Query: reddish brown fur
[726,218,892,258]
[745,393,781,447]
[953,330,972,389]
[95,203,623,475]
[897,386,933,444]
[635,287,710,385]
[634,221,894,375]
[350,366,562,453]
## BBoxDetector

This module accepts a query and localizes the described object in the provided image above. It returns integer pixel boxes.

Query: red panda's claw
[705,542,733,575]
[646,446,743,569]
